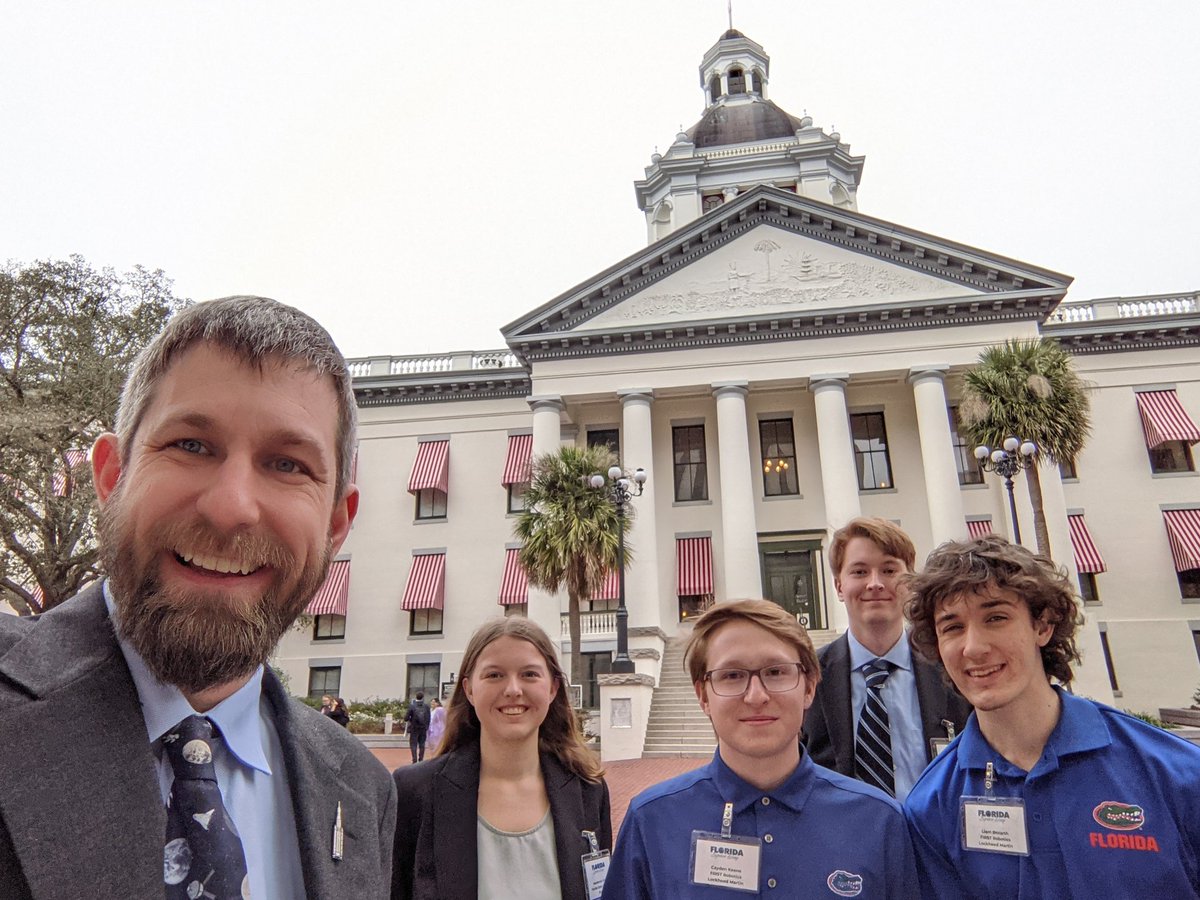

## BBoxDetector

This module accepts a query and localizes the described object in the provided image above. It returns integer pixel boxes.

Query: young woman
[425,697,446,753]
[391,617,611,900]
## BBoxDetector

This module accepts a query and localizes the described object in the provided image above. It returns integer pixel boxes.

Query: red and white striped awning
[501,434,533,486]
[306,559,350,616]
[677,536,714,595]
[407,440,449,494]
[593,569,620,601]
[1067,515,1107,574]
[52,449,89,497]
[1135,391,1200,448]
[1162,509,1200,573]
[402,553,446,610]
[498,548,529,605]
[966,519,994,539]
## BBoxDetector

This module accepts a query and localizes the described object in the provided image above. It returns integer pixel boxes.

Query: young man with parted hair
[804,517,972,801]
[903,536,1200,898]
[0,296,396,898]
[604,598,917,899]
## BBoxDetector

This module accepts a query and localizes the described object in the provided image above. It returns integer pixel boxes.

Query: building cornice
[1042,291,1200,355]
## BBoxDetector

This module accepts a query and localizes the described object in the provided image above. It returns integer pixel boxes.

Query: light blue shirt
[105,583,306,899]
[847,629,925,801]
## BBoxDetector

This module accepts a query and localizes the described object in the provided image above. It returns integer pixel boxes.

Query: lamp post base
[610,658,636,674]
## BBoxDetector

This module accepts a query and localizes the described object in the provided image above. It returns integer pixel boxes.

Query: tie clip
[332,801,345,861]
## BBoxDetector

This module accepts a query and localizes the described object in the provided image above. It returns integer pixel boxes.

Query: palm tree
[514,444,630,686]
[959,337,1093,557]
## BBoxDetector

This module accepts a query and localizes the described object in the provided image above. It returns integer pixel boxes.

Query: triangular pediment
[503,185,1070,361]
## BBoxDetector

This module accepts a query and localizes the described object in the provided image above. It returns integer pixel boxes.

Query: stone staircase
[640,627,841,758]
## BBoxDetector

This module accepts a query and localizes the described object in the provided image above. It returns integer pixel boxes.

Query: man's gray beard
[98,485,332,695]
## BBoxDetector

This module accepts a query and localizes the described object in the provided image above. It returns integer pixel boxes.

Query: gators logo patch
[1092,801,1145,831]
[827,870,863,897]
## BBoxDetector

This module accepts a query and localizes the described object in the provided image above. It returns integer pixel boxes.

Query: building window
[727,67,745,94]
[673,425,709,501]
[581,651,614,709]
[1059,456,1078,480]
[415,488,447,519]
[507,481,527,514]
[406,663,440,700]
[313,614,346,641]
[948,407,984,485]
[587,428,619,456]
[1180,569,1200,599]
[751,71,763,94]
[702,193,723,212]
[1192,629,1200,664]
[307,666,341,699]
[709,75,722,100]
[679,594,710,621]
[582,597,618,613]
[410,608,444,636]
[1078,573,1100,605]
[1099,631,1120,693]
[1150,441,1195,474]
[759,418,799,496]
[851,412,894,490]
[504,603,527,618]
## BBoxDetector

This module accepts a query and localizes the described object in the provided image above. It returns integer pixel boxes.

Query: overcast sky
[3,1,1197,359]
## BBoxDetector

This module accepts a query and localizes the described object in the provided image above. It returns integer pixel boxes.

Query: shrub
[1124,709,1177,730]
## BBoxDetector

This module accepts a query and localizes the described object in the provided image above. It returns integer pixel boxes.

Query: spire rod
[728,0,733,30]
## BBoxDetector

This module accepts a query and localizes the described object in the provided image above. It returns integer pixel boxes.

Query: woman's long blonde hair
[435,616,603,782]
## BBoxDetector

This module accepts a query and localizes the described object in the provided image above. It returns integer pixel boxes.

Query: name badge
[960,796,1029,856]
[930,737,952,757]
[582,850,610,900]
[689,832,762,892]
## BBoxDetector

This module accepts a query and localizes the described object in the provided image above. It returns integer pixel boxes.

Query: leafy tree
[959,337,1092,557]
[0,255,188,614]
[513,444,630,685]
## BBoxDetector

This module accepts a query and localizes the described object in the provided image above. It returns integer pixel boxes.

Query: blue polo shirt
[904,689,1200,898]
[603,748,918,898]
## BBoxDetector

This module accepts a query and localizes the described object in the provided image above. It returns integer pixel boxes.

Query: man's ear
[694,679,711,716]
[833,576,843,600]
[328,485,359,553]
[1034,614,1055,648]
[91,433,122,504]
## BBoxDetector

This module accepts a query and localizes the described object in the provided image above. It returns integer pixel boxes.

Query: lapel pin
[332,801,345,861]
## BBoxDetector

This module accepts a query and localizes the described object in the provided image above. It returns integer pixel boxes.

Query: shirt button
[764,834,774,843]
[761,797,770,806]
[1033,813,1043,822]
[768,878,777,888]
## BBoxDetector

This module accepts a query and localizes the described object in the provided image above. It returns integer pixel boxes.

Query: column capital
[907,364,950,386]
[528,395,565,414]
[618,388,655,406]
[711,381,749,400]
[808,373,850,393]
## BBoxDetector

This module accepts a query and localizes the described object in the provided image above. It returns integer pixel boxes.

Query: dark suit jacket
[803,632,972,777]
[391,742,612,900]
[0,584,397,899]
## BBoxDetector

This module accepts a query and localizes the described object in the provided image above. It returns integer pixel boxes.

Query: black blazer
[390,742,612,900]
[803,632,973,776]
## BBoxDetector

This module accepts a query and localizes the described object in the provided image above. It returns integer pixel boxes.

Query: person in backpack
[405,691,431,763]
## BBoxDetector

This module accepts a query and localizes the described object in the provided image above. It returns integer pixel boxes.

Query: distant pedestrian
[405,691,431,763]
[321,694,350,728]
[426,698,445,753]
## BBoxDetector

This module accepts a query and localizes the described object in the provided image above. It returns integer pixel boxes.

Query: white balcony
[560,610,617,639]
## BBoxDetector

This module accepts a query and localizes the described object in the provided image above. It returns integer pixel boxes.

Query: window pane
[1150,441,1195,474]
[313,614,346,640]
[417,489,447,519]
[410,608,444,635]
[760,418,798,496]
[507,481,528,513]
[1099,631,1119,692]
[587,429,620,456]
[1180,569,1200,599]
[1078,573,1099,604]
[948,407,984,485]
[1059,457,1078,480]
[406,663,440,699]
[307,666,341,699]
[851,412,894,490]
[673,425,708,501]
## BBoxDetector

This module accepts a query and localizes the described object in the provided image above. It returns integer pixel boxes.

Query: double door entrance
[758,539,826,630]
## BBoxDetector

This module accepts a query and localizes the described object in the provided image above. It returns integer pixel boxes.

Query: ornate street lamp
[589,465,647,674]
[973,437,1037,543]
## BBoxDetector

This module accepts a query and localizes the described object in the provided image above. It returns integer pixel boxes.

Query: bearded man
[0,296,396,899]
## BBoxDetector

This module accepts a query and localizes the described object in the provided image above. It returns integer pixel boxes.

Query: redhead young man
[604,599,917,899]
[904,536,1200,898]
[804,517,971,801]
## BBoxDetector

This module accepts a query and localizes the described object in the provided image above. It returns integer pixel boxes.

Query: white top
[477,809,560,899]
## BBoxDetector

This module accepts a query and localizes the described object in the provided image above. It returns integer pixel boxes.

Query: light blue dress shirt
[105,584,306,899]
[847,629,925,801]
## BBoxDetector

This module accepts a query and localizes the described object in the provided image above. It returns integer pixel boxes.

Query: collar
[847,629,912,673]
[709,746,817,814]
[103,581,272,775]
[956,687,1112,777]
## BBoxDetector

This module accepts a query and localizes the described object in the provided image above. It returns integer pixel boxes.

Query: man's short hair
[684,599,820,689]
[906,536,1083,685]
[829,517,917,575]
[415,691,424,701]
[114,295,357,499]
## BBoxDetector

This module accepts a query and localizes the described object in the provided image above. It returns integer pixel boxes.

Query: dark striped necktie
[855,658,896,796]
[162,715,250,899]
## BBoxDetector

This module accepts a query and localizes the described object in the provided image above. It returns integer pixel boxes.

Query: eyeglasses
[703,663,805,696]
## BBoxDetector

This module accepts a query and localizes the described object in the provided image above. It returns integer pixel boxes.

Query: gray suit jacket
[0,584,396,899]
[803,631,973,777]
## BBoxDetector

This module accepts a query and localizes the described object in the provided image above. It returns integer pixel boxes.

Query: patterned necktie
[162,715,250,900]
[855,659,896,796]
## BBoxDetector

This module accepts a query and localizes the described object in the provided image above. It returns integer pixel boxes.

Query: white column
[527,396,566,652]
[809,375,859,633]
[712,382,762,600]
[619,390,663,632]
[908,366,967,546]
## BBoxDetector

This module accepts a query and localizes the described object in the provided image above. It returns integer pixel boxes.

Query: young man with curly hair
[903,536,1200,898]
